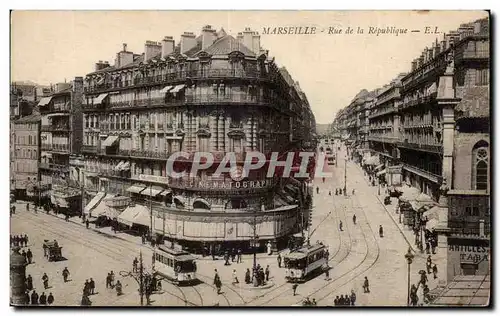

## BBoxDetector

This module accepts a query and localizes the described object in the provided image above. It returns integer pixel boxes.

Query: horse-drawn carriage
[43,240,63,262]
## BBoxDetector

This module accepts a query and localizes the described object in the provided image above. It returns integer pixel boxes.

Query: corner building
[82,26,316,251]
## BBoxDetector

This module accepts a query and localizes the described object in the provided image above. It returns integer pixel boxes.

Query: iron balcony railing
[41,144,70,152]
[84,69,270,93]
[398,141,442,154]
[115,149,171,160]
[41,125,70,132]
[448,220,491,237]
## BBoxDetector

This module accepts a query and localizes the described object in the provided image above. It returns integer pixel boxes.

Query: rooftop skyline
[11,11,488,123]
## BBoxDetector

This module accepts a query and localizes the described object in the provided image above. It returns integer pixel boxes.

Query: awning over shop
[94,93,109,105]
[426,218,439,231]
[115,161,125,171]
[38,97,53,106]
[117,204,143,226]
[398,185,421,202]
[170,84,186,93]
[160,85,173,93]
[376,169,387,177]
[90,194,116,218]
[126,184,146,194]
[132,204,151,227]
[160,189,172,196]
[102,135,119,148]
[84,191,106,214]
[46,113,70,118]
[173,195,186,206]
[374,164,385,171]
[120,161,130,171]
[364,155,380,166]
[141,186,165,197]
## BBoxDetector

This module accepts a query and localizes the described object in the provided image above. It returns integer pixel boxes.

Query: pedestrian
[426,260,432,274]
[324,266,330,280]
[316,187,319,194]
[26,274,33,291]
[110,271,115,287]
[426,241,431,254]
[363,276,370,293]
[30,290,39,305]
[420,271,428,287]
[292,283,298,296]
[265,265,270,281]
[26,249,33,264]
[12,205,16,215]
[312,298,317,306]
[277,253,282,268]
[47,293,54,305]
[157,280,162,291]
[106,273,111,289]
[245,268,251,284]
[432,264,438,279]
[224,251,230,266]
[352,214,357,224]
[42,273,49,289]
[90,278,95,295]
[339,221,343,231]
[267,241,272,255]
[427,255,432,269]
[352,189,355,195]
[133,257,138,272]
[141,234,145,244]
[62,267,70,282]
[335,189,338,195]
[329,190,331,196]
[334,296,339,306]
[379,225,384,238]
[322,177,325,183]
[232,269,239,285]
[115,280,122,296]
[339,295,345,305]
[86,219,90,229]
[431,238,437,254]
[350,290,356,306]
[84,280,90,296]
[235,248,242,263]
[231,248,236,262]
[39,292,47,305]
[345,293,351,305]
[26,203,30,212]
[21,249,27,262]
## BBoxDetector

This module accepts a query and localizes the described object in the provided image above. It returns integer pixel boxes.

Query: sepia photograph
[8,10,491,307]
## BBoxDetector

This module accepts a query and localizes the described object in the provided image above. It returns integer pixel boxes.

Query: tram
[153,245,198,285]
[284,243,327,282]
[326,154,336,165]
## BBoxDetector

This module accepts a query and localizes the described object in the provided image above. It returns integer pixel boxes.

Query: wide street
[11,144,433,307]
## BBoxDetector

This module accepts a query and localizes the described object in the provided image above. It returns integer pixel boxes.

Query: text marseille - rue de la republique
[262,26,409,36]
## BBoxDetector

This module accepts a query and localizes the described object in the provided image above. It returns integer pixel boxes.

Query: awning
[84,191,106,214]
[170,84,186,93]
[398,185,421,202]
[38,97,53,106]
[91,194,116,218]
[374,164,385,171]
[102,135,119,147]
[160,85,173,93]
[131,204,151,227]
[94,93,109,105]
[173,195,186,206]
[117,204,143,227]
[47,113,70,118]
[126,184,146,194]
[160,189,172,196]
[120,161,130,171]
[376,169,387,177]
[426,218,439,231]
[364,155,380,166]
[141,186,165,197]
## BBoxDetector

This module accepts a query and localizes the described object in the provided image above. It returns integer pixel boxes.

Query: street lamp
[343,153,347,196]
[404,248,414,306]
[119,251,147,306]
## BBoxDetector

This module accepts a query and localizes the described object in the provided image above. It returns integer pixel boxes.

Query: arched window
[472,141,489,190]
[193,198,211,210]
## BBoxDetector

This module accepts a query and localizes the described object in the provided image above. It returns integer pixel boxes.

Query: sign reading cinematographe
[190,179,274,190]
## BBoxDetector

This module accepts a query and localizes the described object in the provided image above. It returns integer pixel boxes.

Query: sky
[11,10,488,124]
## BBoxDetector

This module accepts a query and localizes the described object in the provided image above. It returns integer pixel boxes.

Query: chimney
[144,40,162,61]
[115,43,134,68]
[94,60,109,72]
[201,25,216,50]
[180,32,197,54]
[411,60,417,72]
[239,27,255,52]
[73,77,84,93]
[474,21,482,34]
[161,36,175,58]
[423,48,429,63]
[252,32,261,55]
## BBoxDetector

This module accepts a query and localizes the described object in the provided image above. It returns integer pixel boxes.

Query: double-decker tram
[153,245,198,285]
[284,243,327,282]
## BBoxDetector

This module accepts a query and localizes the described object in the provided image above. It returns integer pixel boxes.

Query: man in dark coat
[245,268,251,284]
[26,274,33,291]
[62,267,70,282]
[350,290,356,306]
[47,293,54,305]
[42,273,49,289]
[334,296,339,306]
[21,250,27,262]
[363,276,370,293]
[39,292,47,305]
[237,248,242,263]
[31,290,39,305]
[265,265,270,282]
[26,249,33,264]
[89,278,95,295]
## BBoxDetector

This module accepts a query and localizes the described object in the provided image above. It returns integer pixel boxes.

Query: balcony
[108,98,184,110]
[85,69,270,94]
[368,136,398,144]
[46,102,71,113]
[185,93,266,105]
[82,102,106,111]
[81,145,100,154]
[402,164,442,184]
[401,92,437,110]
[49,163,70,173]
[41,144,70,153]
[115,149,170,160]
[41,125,70,132]
[397,141,442,154]
[104,196,131,208]
[98,169,130,178]
[448,220,491,238]
[39,162,51,169]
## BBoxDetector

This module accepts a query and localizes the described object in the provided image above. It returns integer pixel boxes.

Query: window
[476,69,489,86]
[472,141,489,190]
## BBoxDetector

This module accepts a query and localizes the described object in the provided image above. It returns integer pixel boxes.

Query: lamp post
[404,248,414,306]
[120,251,146,306]
[343,153,347,196]
[378,181,381,195]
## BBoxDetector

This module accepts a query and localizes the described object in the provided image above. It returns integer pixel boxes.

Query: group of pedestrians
[21,248,33,264]
[10,234,29,248]
[334,291,356,306]
[24,274,54,305]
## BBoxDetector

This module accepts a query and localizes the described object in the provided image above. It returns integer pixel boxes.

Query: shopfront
[447,237,490,280]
